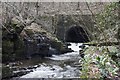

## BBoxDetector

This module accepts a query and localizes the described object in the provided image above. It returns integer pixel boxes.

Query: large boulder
[20,23,71,58]
[2,20,25,63]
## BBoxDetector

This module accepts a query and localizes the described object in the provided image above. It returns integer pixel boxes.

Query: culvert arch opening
[65,26,90,43]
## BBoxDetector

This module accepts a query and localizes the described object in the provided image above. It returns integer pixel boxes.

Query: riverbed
[11,43,85,79]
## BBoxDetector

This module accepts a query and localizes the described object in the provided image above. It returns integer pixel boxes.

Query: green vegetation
[80,46,119,78]
[95,2,119,42]
[80,2,120,79]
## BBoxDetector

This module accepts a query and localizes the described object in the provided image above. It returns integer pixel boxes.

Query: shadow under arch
[65,25,90,43]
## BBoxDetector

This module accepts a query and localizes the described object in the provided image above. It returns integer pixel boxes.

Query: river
[13,43,86,79]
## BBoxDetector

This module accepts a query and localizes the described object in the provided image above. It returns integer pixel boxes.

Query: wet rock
[2,33,24,63]
[50,68,55,71]
[21,23,58,57]
[37,43,50,57]
[79,44,86,49]
[20,23,73,58]
[60,47,74,54]
[23,34,62,57]
[2,66,13,79]
[50,40,73,54]
[65,43,71,46]
[79,52,85,58]
[33,66,38,69]
[27,66,33,70]
[23,35,51,58]
[20,67,27,70]
[48,47,59,55]
[50,40,63,52]
[36,64,41,68]
[12,70,32,78]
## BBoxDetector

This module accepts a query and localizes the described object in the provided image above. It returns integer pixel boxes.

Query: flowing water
[14,43,85,78]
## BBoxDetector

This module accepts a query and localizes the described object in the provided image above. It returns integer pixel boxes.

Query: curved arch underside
[65,26,90,43]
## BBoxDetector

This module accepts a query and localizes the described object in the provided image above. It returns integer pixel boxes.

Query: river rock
[20,23,71,58]
[48,47,59,55]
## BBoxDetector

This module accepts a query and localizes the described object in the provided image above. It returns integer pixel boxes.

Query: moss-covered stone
[23,23,65,49]
[50,39,73,54]
[2,40,14,62]
[14,39,25,59]
[50,40,63,51]
[2,38,24,62]
[24,29,34,36]
[2,66,13,79]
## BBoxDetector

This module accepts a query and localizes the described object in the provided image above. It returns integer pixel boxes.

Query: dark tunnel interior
[65,26,90,43]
